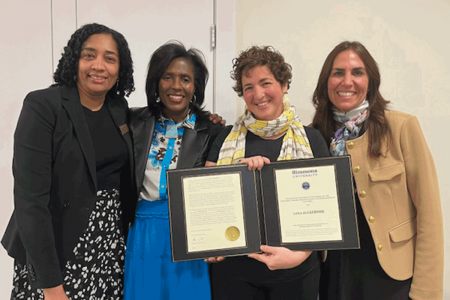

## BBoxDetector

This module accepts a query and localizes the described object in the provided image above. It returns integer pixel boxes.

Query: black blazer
[1,85,135,289]
[129,107,223,215]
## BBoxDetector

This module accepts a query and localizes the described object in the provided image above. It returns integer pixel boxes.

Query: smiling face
[242,65,287,121]
[158,57,195,123]
[77,33,119,101]
[327,50,369,112]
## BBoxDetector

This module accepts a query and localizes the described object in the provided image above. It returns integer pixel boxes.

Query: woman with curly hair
[312,41,443,300]
[2,23,135,299]
[205,45,329,300]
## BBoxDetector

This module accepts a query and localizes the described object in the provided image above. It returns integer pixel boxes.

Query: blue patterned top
[139,113,196,201]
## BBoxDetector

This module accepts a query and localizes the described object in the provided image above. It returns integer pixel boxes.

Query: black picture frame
[167,156,359,262]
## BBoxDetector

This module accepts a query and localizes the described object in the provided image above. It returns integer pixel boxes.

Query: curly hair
[145,41,209,117]
[311,41,391,158]
[53,23,134,98]
[231,45,292,97]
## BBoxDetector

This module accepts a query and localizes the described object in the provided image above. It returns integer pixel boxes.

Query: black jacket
[129,107,223,219]
[1,85,135,289]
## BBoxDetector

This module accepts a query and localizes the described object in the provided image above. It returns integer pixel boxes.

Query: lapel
[177,117,208,169]
[106,96,134,179]
[60,86,97,190]
[130,107,156,193]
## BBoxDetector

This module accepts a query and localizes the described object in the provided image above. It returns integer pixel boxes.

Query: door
[55,0,215,109]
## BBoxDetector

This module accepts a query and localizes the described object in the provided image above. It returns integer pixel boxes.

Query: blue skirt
[124,200,211,300]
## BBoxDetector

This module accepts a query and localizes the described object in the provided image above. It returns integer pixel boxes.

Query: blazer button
[348,142,355,149]
[353,166,361,173]
[63,202,70,208]
[378,244,383,251]
[359,190,366,198]
[369,216,375,223]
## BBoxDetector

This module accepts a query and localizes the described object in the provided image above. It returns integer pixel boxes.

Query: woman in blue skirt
[124,41,223,299]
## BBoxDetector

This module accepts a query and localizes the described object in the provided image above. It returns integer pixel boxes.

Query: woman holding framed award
[205,45,329,300]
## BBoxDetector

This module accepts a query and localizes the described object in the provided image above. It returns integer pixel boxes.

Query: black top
[208,125,329,283]
[207,125,329,162]
[83,104,128,190]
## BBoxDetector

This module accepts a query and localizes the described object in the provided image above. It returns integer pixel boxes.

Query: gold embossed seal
[225,226,240,241]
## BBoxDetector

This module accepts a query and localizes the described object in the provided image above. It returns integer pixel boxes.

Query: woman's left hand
[209,113,226,125]
[241,156,270,170]
[248,245,312,270]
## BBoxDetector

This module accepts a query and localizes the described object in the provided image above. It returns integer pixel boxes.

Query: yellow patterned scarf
[217,94,313,165]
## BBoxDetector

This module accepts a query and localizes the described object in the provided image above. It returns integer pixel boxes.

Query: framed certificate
[261,157,359,251]
[167,156,359,262]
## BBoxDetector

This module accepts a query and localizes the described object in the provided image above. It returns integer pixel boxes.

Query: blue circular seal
[302,182,310,190]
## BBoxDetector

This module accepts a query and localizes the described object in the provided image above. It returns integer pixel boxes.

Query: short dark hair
[311,41,391,157]
[231,45,292,97]
[146,41,209,117]
[53,23,134,98]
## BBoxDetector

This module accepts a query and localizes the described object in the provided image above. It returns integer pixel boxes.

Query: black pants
[210,256,320,300]
[319,198,412,300]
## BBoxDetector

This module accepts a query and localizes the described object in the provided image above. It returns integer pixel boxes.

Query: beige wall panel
[215,0,237,122]
[52,0,77,69]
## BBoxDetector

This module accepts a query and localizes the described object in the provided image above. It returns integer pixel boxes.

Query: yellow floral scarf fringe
[217,94,313,165]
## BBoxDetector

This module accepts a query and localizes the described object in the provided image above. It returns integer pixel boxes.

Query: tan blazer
[346,110,443,300]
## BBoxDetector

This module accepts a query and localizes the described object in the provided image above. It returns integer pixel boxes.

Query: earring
[155,93,161,103]
[191,94,197,103]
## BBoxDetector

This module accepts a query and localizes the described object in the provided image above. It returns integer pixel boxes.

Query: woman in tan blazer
[312,41,443,300]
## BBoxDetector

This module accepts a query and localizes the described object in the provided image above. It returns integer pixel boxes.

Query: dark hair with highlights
[311,41,391,158]
[231,45,292,97]
[145,41,209,117]
[53,23,134,98]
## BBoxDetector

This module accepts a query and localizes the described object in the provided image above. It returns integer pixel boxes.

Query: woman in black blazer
[1,23,135,299]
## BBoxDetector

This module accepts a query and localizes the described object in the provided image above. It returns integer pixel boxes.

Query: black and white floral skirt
[11,189,125,300]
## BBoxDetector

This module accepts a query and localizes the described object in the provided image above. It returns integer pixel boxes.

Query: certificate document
[183,172,247,252]
[275,165,342,244]
[168,164,262,262]
[168,156,359,262]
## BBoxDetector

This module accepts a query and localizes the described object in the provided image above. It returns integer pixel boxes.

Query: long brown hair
[311,41,391,158]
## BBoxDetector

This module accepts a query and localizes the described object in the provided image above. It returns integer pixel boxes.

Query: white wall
[1,0,448,297]
[235,0,450,297]
[0,0,53,296]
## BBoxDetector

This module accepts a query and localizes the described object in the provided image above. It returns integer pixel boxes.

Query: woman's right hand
[248,245,312,270]
[204,256,226,263]
[241,156,270,170]
[43,285,70,300]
